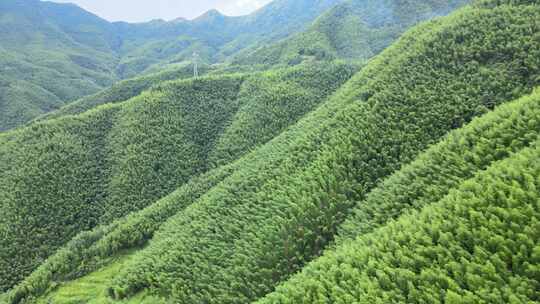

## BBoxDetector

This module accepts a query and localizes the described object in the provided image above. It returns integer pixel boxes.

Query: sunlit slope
[37,62,277,123]
[31,86,540,304]
[235,0,470,65]
[98,1,539,303]
[258,96,540,303]
[34,251,158,304]
[0,62,354,292]
[337,90,540,243]
[4,1,540,303]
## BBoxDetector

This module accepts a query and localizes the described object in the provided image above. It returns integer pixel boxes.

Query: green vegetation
[96,2,538,303]
[0,62,355,293]
[3,0,540,303]
[235,0,470,66]
[0,0,119,131]
[0,0,342,131]
[337,90,540,243]
[258,94,540,302]
[36,63,210,121]
[34,86,540,304]
[34,250,162,304]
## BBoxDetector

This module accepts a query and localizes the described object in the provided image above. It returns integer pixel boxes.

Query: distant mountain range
[0,0,341,131]
[235,0,470,65]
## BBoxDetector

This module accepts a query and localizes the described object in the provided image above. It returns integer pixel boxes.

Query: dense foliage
[0,0,341,131]
[0,62,354,292]
[258,93,540,302]
[3,1,540,304]
[37,63,210,121]
[337,90,540,242]
[235,0,470,66]
[90,1,539,303]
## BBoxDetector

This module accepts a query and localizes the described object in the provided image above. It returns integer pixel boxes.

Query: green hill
[259,89,540,303]
[0,0,342,131]
[0,0,118,131]
[35,63,208,121]
[31,87,540,304]
[104,3,540,302]
[4,0,539,303]
[3,0,540,303]
[0,62,355,292]
[234,0,470,65]
[37,62,271,123]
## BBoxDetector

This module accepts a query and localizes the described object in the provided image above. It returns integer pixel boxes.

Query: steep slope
[8,1,536,303]
[258,91,540,303]
[4,0,540,303]
[0,0,341,131]
[31,85,540,304]
[105,2,540,301]
[0,62,355,292]
[0,0,119,131]
[235,0,470,65]
[37,62,268,123]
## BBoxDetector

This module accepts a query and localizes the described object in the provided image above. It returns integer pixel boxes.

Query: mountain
[0,0,118,131]
[0,62,356,292]
[103,2,540,302]
[0,0,342,132]
[258,88,540,303]
[235,0,470,65]
[3,0,539,303]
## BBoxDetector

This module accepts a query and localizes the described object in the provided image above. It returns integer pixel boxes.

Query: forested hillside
[259,88,540,303]
[0,0,118,131]
[0,0,341,131]
[1,0,472,131]
[0,62,355,292]
[235,0,470,65]
[3,0,539,303]
[36,63,211,121]
[105,2,540,302]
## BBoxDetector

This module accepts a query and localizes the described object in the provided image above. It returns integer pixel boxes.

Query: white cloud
[218,0,272,16]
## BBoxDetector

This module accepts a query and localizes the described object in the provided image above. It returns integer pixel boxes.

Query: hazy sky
[48,0,273,22]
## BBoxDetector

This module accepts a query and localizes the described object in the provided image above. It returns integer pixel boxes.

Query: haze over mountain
[1,0,539,303]
[47,0,274,22]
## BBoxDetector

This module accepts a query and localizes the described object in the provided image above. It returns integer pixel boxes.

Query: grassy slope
[0,62,355,293]
[258,96,540,303]
[100,2,539,303]
[35,251,159,304]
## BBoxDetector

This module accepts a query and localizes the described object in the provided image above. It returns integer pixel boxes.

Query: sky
[48,0,273,23]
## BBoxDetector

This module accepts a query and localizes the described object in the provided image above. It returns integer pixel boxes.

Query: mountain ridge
[0,0,343,131]
[2,0,540,303]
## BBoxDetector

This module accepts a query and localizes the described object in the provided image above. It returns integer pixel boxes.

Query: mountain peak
[171,16,188,23]
[195,9,225,21]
